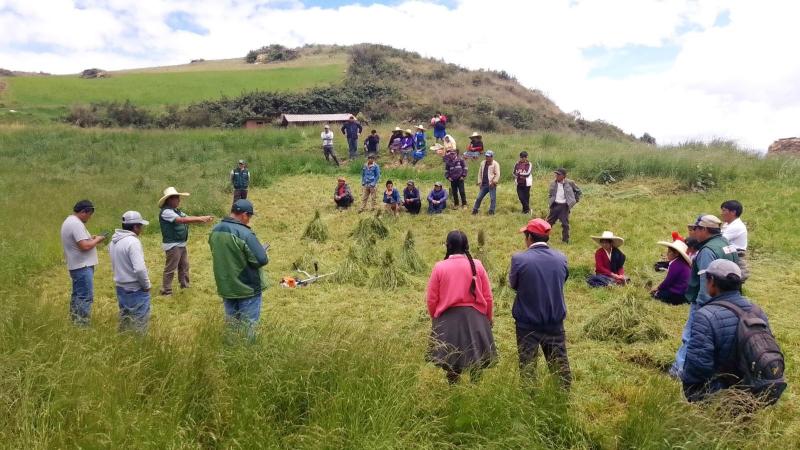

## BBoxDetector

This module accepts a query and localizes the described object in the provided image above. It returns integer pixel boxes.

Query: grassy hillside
[1,123,799,448]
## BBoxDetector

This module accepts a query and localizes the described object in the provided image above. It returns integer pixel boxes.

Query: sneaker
[471,210,478,215]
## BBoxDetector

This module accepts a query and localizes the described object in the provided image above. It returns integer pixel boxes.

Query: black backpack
[709,300,787,405]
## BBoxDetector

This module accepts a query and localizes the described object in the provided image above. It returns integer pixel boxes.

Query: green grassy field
[0,63,344,115]
[1,124,799,448]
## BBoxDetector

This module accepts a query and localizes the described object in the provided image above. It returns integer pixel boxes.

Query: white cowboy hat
[416,124,425,130]
[470,132,482,138]
[591,231,625,247]
[393,126,402,132]
[404,129,413,134]
[657,240,692,265]
[158,186,190,207]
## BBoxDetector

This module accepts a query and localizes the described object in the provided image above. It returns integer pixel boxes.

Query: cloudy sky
[2,0,798,151]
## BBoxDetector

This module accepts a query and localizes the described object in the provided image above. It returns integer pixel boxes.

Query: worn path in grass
[30,172,800,447]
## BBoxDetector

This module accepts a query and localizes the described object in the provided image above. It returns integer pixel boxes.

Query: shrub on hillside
[65,101,154,128]
[245,44,299,64]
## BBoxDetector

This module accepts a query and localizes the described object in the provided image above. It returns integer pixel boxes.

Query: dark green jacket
[685,234,738,304]
[208,217,268,299]
[160,207,189,244]
[231,168,250,190]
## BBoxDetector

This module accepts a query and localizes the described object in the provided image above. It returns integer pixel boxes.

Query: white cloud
[0,0,797,150]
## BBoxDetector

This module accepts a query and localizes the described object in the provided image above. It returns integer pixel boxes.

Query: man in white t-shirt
[60,200,106,325]
[720,200,748,252]
[320,124,339,166]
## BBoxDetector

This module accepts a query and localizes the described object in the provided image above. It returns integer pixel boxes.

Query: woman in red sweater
[587,231,629,287]
[426,230,497,384]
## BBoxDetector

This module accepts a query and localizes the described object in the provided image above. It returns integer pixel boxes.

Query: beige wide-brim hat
[591,231,625,247]
[158,186,190,207]
[404,129,413,135]
[416,124,425,130]
[470,132,482,138]
[393,126,402,132]
[657,240,692,265]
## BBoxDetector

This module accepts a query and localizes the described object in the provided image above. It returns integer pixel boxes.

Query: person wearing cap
[359,154,381,213]
[402,180,422,214]
[427,182,449,214]
[513,151,533,214]
[109,211,152,333]
[60,199,106,325]
[230,159,251,202]
[398,129,415,165]
[333,177,354,210]
[650,240,692,305]
[464,132,484,160]
[208,199,269,340]
[383,180,401,217]
[444,147,468,208]
[321,125,340,166]
[340,115,363,160]
[587,231,628,287]
[682,259,784,403]
[671,214,739,378]
[157,187,214,296]
[388,127,403,156]
[509,218,571,388]
[412,125,427,165]
[546,168,581,244]
[472,150,500,215]
[364,129,380,156]
[431,112,447,143]
[426,230,496,384]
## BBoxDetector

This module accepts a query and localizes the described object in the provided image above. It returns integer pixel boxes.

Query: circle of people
[59,117,785,406]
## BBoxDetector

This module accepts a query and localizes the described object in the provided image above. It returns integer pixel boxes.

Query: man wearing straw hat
[650,239,692,305]
[157,187,214,296]
[509,218,572,388]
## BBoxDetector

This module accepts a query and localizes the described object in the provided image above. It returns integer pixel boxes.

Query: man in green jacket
[208,199,269,339]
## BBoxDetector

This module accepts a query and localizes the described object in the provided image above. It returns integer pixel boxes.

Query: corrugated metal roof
[281,113,353,123]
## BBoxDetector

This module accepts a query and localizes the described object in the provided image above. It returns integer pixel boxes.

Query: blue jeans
[671,302,699,378]
[223,294,262,340]
[428,200,447,214]
[69,266,94,325]
[347,137,358,158]
[116,287,151,334]
[472,185,496,213]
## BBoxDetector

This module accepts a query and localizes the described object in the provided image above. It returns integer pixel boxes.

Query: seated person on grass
[427,182,448,214]
[333,177,354,210]
[650,239,691,305]
[383,180,401,217]
[587,231,629,287]
[403,180,422,215]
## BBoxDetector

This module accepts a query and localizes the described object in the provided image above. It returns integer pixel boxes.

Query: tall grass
[2,124,800,448]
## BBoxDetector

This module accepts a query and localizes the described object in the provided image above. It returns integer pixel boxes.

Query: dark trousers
[516,324,572,388]
[546,203,571,243]
[405,201,421,214]
[323,145,340,166]
[335,195,353,209]
[449,179,466,206]
[347,137,358,158]
[516,185,531,213]
[233,189,248,203]
[652,290,687,305]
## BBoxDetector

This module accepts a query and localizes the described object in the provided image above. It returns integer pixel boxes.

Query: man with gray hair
[109,211,152,333]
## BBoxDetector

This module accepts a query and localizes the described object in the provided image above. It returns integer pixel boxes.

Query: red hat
[520,218,551,235]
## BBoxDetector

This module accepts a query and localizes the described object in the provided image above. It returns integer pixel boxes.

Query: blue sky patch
[713,10,731,27]
[583,43,681,79]
[302,0,458,8]
[165,11,209,35]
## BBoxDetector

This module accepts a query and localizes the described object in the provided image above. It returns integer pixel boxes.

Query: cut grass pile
[351,213,390,241]
[583,293,669,343]
[302,210,328,242]
[333,245,367,286]
[399,230,426,274]
[368,249,409,290]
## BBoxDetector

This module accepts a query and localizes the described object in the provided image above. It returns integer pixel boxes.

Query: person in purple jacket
[444,148,468,208]
[650,239,692,305]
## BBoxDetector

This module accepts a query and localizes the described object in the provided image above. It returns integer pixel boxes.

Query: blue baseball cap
[232,199,255,215]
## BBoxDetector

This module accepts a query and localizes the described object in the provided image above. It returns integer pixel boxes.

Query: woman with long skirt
[426,230,497,383]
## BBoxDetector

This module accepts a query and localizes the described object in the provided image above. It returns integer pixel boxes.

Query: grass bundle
[493,268,515,313]
[302,210,328,242]
[333,246,368,286]
[474,229,494,272]
[368,250,409,289]
[399,230,426,274]
[351,212,390,242]
[356,236,381,265]
[292,251,318,273]
[583,294,668,343]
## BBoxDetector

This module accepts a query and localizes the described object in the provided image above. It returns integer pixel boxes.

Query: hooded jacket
[208,217,269,299]
[109,229,151,292]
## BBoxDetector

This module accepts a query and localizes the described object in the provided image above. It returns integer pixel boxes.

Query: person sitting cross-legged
[403,180,422,215]
[586,231,629,287]
[427,182,448,214]
[650,239,691,305]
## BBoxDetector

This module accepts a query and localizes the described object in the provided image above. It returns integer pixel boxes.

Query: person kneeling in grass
[333,177,354,210]
[427,182,448,214]
[650,239,692,305]
[426,230,496,384]
[109,211,152,334]
[383,179,401,217]
[587,231,629,287]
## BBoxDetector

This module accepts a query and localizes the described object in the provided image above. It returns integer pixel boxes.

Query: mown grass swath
[1,123,800,448]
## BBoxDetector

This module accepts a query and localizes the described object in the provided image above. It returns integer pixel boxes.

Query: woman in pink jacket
[426,230,497,384]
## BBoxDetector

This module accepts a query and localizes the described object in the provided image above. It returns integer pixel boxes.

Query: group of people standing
[60,188,268,338]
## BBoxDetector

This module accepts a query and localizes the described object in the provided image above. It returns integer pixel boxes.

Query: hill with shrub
[1,44,631,138]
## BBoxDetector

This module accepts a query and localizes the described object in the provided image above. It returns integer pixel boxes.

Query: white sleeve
[161,209,179,223]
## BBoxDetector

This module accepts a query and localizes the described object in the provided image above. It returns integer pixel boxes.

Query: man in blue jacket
[682,259,784,403]
[358,154,381,212]
[341,115,363,160]
[509,218,571,388]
